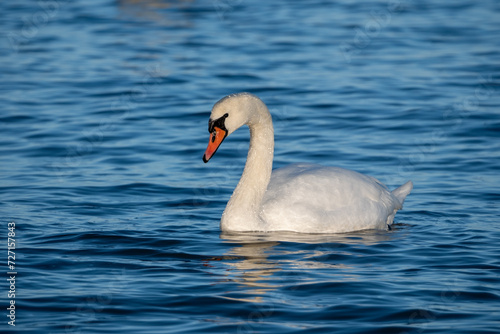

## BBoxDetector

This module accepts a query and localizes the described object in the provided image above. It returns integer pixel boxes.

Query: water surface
[1,0,500,333]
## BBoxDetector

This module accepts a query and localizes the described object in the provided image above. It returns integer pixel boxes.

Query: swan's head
[203,93,265,163]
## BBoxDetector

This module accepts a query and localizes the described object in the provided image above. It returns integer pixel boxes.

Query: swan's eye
[211,131,217,143]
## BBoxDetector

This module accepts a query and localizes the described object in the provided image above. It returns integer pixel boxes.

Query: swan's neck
[221,112,274,231]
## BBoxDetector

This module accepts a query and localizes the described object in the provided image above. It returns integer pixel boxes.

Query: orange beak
[203,126,227,163]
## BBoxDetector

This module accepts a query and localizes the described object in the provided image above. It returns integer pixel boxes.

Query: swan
[203,92,413,233]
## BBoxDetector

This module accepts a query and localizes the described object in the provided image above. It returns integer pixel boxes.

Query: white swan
[203,93,413,233]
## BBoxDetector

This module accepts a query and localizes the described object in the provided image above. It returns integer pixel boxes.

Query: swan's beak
[203,127,227,163]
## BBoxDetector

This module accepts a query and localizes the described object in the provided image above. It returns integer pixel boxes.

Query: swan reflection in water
[212,227,405,303]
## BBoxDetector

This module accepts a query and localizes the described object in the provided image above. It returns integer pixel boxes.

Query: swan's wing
[260,164,400,232]
[264,163,394,210]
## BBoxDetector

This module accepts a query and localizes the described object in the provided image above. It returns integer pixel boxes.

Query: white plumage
[203,93,412,233]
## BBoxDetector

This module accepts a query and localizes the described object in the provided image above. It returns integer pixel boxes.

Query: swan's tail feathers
[392,181,413,206]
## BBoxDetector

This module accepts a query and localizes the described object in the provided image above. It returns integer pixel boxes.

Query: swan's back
[260,163,412,233]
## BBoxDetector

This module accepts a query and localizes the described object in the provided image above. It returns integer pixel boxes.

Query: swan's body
[203,93,412,233]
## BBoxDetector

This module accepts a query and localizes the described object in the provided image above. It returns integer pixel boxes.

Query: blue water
[2,0,500,333]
